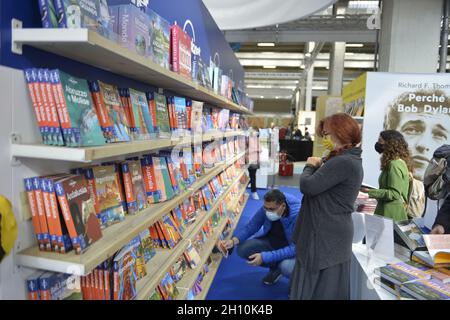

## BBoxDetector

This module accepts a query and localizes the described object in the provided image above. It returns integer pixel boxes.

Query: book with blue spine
[38,0,59,28]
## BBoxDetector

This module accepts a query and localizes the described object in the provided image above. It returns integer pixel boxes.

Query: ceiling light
[346,43,364,47]
[263,65,277,69]
[300,65,305,69]
[257,42,275,47]
[346,52,355,55]
[260,96,264,98]
[305,53,311,58]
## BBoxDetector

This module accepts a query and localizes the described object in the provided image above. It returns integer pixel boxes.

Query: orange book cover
[155,221,169,248]
[24,178,43,249]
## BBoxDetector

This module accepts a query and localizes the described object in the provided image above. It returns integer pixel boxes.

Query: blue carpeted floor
[206,186,302,300]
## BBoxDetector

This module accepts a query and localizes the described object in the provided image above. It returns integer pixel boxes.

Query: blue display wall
[0,0,245,92]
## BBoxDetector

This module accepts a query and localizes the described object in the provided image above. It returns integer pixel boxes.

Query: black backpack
[423,144,450,200]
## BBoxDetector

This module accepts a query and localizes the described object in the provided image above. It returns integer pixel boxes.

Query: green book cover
[401,279,450,300]
[58,70,105,147]
[158,156,175,200]
[129,88,150,140]
[154,93,171,139]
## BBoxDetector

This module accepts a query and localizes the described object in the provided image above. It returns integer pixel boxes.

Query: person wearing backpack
[366,130,413,222]
[423,144,450,234]
[431,196,450,234]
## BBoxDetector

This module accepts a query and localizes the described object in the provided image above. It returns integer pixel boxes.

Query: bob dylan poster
[362,72,450,228]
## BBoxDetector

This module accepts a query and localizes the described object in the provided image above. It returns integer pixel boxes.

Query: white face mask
[265,209,282,221]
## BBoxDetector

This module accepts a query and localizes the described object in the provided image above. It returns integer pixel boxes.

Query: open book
[413,235,450,268]
[394,219,427,252]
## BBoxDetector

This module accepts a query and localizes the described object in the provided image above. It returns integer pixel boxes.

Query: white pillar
[328,42,345,95]
[379,0,442,73]
[305,42,315,111]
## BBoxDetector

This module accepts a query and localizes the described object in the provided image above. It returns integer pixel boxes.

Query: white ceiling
[202,0,337,30]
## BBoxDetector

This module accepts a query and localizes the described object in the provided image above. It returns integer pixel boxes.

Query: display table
[350,242,411,300]
[279,140,313,161]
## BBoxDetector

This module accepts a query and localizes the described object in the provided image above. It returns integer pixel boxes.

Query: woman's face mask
[322,135,335,151]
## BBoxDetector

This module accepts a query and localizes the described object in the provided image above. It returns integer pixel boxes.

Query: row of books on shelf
[375,260,450,300]
[25,180,247,300]
[24,68,246,147]
[24,141,245,255]
[37,1,253,110]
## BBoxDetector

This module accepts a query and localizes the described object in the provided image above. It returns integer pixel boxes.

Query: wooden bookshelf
[176,185,249,300]
[12,28,252,115]
[10,132,246,163]
[15,153,245,276]
[135,170,246,300]
[194,193,249,300]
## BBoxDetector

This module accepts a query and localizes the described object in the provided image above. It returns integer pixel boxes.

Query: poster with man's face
[362,72,450,185]
[362,72,450,229]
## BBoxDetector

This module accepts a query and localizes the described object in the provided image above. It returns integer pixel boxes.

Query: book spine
[111,163,127,213]
[186,99,192,132]
[40,178,57,251]
[113,262,119,300]
[33,177,51,251]
[155,222,168,248]
[156,221,172,248]
[55,181,81,254]
[43,69,64,145]
[89,81,113,143]
[86,273,92,300]
[171,25,180,73]
[46,179,64,253]
[51,70,73,146]
[53,0,67,28]
[122,163,137,214]
[24,178,44,250]
[98,266,105,300]
[141,157,158,203]
[24,69,46,143]
[146,92,158,132]
[37,69,55,145]
[164,156,178,194]
[26,278,40,300]
[32,69,50,144]
[38,0,52,28]
[103,262,111,300]
[84,168,103,227]
[39,277,51,301]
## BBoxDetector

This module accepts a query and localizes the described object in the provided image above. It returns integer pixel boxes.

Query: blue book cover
[38,0,59,28]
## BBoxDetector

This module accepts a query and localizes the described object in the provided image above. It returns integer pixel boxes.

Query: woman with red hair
[290,113,363,300]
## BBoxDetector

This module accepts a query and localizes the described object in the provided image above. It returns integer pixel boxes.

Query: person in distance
[290,113,363,300]
[365,130,412,222]
[222,189,300,285]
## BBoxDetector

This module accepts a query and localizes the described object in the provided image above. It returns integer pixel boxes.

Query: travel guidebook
[170,23,192,79]
[89,80,131,143]
[111,4,150,56]
[54,0,113,40]
[129,88,155,138]
[121,160,147,215]
[113,244,138,300]
[55,70,106,147]
[147,8,170,69]
[87,165,126,228]
[38,0,59,28]
[128,88,151,140]
[54,175,103,254]
[153,92,171,139]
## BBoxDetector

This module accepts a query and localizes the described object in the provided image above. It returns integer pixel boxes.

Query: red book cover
[46,178,66,252]
[43,70,62,142]
[149,225,161,248]
[141,156,158,204]
[146,93,158,131]
[94,268,99,300]
[113,265,119,301]
[170,24,192,79]
[186,99,192,130]
[85,273,92,300]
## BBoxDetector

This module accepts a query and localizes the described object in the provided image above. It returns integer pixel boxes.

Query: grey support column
[378,0,442,73]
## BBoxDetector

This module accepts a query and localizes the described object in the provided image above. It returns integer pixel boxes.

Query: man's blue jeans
[237,237,295,278]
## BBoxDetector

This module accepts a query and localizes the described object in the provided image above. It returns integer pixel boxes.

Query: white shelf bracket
[11,18,23,55]
[10,133,22,166]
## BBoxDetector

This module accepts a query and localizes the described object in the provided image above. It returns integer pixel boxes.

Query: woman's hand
[306,157,322,168]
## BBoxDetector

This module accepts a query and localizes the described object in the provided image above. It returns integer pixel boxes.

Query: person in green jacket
[367,130,412,222]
